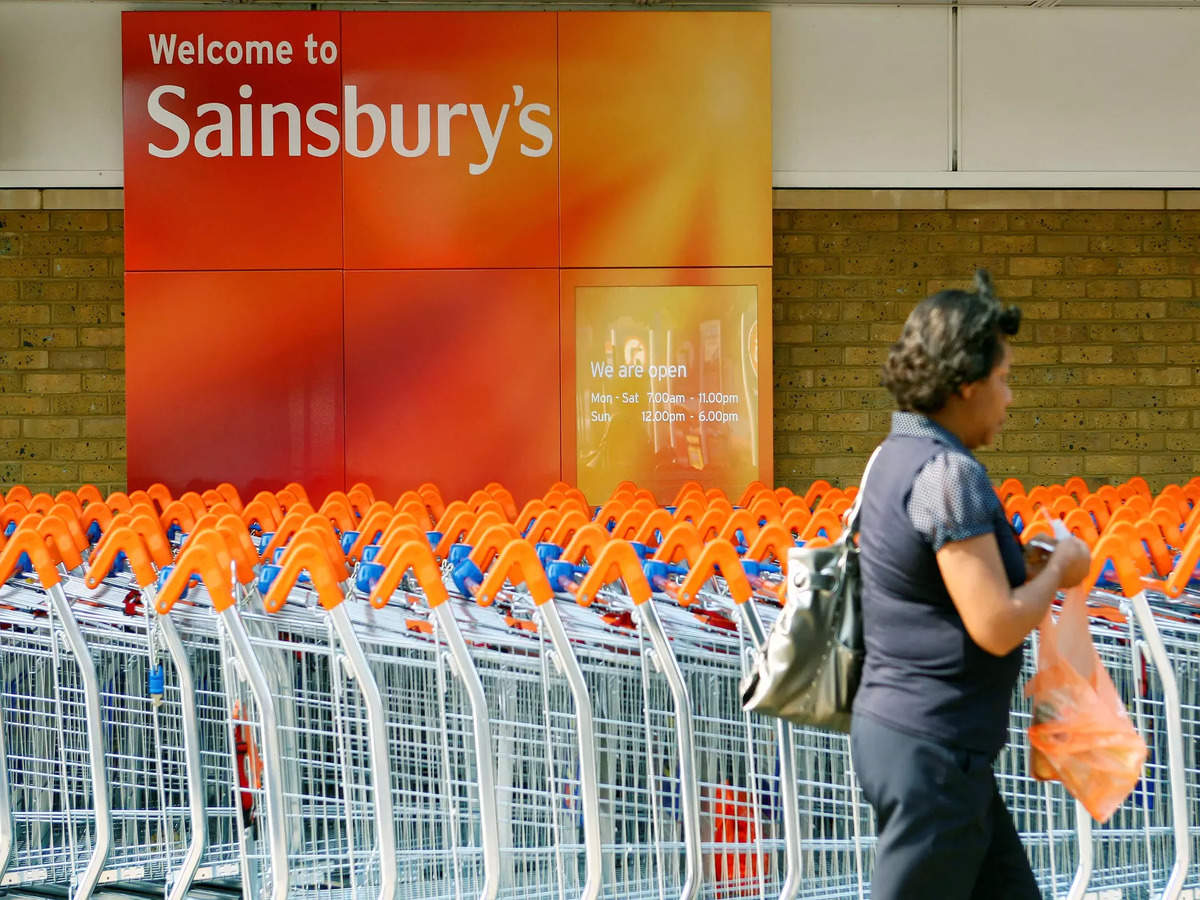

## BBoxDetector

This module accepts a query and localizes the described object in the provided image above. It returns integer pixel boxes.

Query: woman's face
[963,340,1013,449]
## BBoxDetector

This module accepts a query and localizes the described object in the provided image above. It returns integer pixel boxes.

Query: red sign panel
[122,12,343,271]
[126,270,345,499]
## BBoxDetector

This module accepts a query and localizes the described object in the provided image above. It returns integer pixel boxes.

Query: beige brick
[50,303,107,324]
[1065,257,1118,276]
[1113,300,1168,319]
[53,440,108,461]
[21,234,77,256]
[82,373,123,393]
[1032,278,1086,298]
[898,212,956,231]
[790,345,841,366]
[50,395,106,415]
[0,439,51,459]
[1061,345,1113,364]
[1137,368,1191,386]
[79,462,125,484]
[1001,432,1060,452]
[1083,455,1139,476]
[0,212,49,231]
[0,190,42,210]
[22,418,79,439]
[0,396,48,415]
[1010,257,1063,277]
[1083,368,1139,386]
[48,349,107,369]
[774,190,945,211]
[946,256,1008,277]
[1137,454,1195,475]
[1138,409,1191,429]
[1085,280,1138,299]
[772,326,811,343]
[774,233,817,253]
[1117,257,1172,276]
[76,234,124,256]
[1166,344,1200,364]
[774,370,817,391]
[1090,236,1142,254]
[774,279,817,300]
[23,373,80,393]
[1108,432,1163,452]
[1114,344,1166,364]
[41,189,123,210]
[928,234,980,253]
[1061,300,1113,320]
[21,327,77,347]
[48,211,108,232]
[79,280,123,301]
[0,420,19,439]
[21,462,78,484]
[0,349,48,370]
[52,257,108,278]
[0,258,50,277]
[1140,279,1192,298]
[791,257,839,276]
[1113,212,1167,230]
[20,281,75,301]
[79,326,123,348]
[982,235,1035,254]
[842,346,884,366]
[1059,432,1112,452]
[1013,345,1059,364]
[1037,235,1090,254]
[1139,322,1190,343]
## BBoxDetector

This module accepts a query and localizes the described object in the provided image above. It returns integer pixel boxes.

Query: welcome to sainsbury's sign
[123,11,568,271]
[141,30,552,172]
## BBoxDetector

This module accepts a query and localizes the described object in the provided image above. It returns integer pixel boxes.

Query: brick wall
[773,195,1200,492]
[0,194,125,495]
[2,190,1198,496]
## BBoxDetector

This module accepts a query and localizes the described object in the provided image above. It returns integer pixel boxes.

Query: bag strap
[842,443,885,537]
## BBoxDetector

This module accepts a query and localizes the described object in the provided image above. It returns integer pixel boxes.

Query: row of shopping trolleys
[0,475,1196,900]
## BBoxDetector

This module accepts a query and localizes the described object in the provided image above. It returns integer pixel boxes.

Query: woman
[853,270,1091,899]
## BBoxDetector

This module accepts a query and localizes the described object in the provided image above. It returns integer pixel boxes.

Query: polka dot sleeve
[906,451,999,552]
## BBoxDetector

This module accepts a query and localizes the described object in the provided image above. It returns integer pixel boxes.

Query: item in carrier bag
[1025,585,1147,823]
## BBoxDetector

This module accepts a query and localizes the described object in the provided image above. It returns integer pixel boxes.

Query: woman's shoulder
[907,449,1000,550]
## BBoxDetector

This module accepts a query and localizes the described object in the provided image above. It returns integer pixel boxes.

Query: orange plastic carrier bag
[1025,587,1148,823]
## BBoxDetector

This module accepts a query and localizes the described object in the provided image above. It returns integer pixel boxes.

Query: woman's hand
[1047,535,1090,588]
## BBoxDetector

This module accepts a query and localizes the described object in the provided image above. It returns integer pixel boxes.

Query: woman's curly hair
[880,270,1021,413]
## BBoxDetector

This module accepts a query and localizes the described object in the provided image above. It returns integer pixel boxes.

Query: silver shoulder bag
[739,446,883,733]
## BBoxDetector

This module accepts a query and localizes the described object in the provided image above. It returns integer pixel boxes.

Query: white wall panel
[960,9,1200,174]
[6,3,1200,189]
[772,7,952,184]
[0,1,127,186]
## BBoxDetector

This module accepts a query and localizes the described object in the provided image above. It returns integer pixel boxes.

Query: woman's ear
[957,380,978,401]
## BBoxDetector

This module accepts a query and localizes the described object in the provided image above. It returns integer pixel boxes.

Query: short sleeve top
[854,411,1028,754]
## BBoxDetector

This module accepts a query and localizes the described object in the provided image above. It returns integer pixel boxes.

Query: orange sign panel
[341,13,559,269]
[558,12,772,269]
